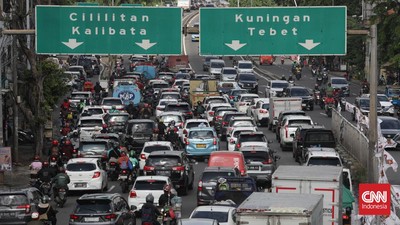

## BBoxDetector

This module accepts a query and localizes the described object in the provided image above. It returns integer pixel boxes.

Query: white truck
[177,0,191,12]
[272,165,343,225]
[268,97,302,131]
[236,192,324,225]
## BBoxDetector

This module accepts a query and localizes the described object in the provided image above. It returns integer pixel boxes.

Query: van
[236,60,253,73]
[209,59,225,78]
[208,151,247,176]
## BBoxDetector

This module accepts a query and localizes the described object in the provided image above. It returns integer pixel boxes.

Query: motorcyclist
[109,105,119,113]
[159,184,176,208]
[314,84,320,92]
[287,75,294,82]
[60,99,70,113]
[101,124,109,133]
[48,139,60,156]
[37,196,58,225]
[60,123,71,136]
[128,150,139,179]
[60,139,74,161]
[83,79,94,92]
[166,121,179,144]
[157,119,167,141]
[126,101,137,116]
[78,99,86,114]
[362,79,370,92]
[196,101,206,116]
[138,194,161,225]
[281,75,286,81]
[325,83,334,97]
[108,146,121,163]
[52,167,70,201]
[30,155,42,180]
[117,151,133,177]
[36,161,57,190]
[94,81,103,94]
[140,104,153,118]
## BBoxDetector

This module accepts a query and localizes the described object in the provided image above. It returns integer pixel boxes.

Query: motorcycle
[322,72,328,84]
[108,161,119,181]
[18,129,34,144]
[314,91,322,109]
[324,98,335,117]
[119,169,130,193]
[311,68,317,77]
[93,93,102,105]
[361,84,369,95]
[288,80,295,87]
[316,76,323,86]
[161,206,176,225]
[49,156,58,169]
[30,212,54,225]
[280,58,284,64]
[54,187,67,208]
[39,181,52,197]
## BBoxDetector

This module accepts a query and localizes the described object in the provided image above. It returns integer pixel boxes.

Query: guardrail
[182,11,199,35]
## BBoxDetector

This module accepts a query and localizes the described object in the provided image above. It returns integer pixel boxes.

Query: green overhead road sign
[36,6,182,55]
[200,7,347,56]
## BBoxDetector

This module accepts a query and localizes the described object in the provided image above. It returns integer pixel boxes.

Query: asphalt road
[55,13,400,225]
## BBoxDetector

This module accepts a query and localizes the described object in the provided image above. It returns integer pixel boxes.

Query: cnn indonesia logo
[359,184,391,215]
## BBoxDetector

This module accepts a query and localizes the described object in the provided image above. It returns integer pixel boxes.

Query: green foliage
[231,0,277,7]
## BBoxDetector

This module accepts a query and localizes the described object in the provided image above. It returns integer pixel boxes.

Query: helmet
[170,120,175,126]
[112,105,116,109]
[52,140,59,146]
[64,98,68,102]
[143,103,148,108]
[65,123,70,128]
[42,161,49,167]
[328,83,331,86]
[96,81,100,85]
[146,193,154,203]
[129,150,136,158]
[121,151,127,156]
[163,184,172,192]
[315,84,319,88]
[34,155,40,161]
[39,196,50,206]
[102,124,108,129]
[282,74,285,78]
[65,140,71,145]
[197,101,201,105]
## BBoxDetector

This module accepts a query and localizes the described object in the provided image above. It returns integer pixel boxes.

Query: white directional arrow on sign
[62,39,84,50]
[135,39,157,50]
[225,40,247,51]
[298,39,320,50]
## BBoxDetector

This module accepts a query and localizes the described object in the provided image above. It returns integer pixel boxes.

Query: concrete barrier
[331,109,369,167]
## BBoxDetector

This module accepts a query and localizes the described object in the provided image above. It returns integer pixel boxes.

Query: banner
[0,147,12,171]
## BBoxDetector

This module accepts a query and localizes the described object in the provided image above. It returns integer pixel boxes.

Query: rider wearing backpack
[138,194,161,225]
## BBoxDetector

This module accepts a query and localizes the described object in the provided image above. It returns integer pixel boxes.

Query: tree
[2,0,69,158]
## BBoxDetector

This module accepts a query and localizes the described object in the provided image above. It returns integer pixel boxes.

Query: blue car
[185,127,219,158]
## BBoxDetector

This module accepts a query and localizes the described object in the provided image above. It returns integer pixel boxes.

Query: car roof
[107,112,129,116]
[283,115,312,120]
[185,119,208,123]
[79,116,103,120]
[160,111,184,116]
[78,193,120,200]
[378,116,399,121]
[148,151,183,157]
[193,205,235,212]
[127,119,155,123]
[103,97,121,100]
[331,77,346,80]
[179,218,218,225]
[203,166,237,172]
[72,91,91,95]
[239,131,264,135]
[166,102,190,106]
[143,141,172,146]
[232,127,257,132]
[271,80,289,83]
[189,127,215,132]
[231,116,253,120]
[135,175,170,181]
[68,158,99,163]
[237,60,252,63]
[239,93,259,97]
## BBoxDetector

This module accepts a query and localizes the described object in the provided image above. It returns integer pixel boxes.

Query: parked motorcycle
[18,129,34,144]
[119,169,130,193]
[54,187,67,208]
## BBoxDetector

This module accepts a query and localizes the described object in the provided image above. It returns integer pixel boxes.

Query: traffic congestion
[2,3,391,225]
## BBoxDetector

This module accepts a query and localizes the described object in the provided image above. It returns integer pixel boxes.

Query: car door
[182,153,194,184]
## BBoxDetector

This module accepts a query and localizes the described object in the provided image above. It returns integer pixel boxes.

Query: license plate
[85,217,99,222]
[157,171,171,176]
[119,175,128,179]
[301,104,306,107]
[0,212,16,218]
[196,144,206,148]
[248,166,260,170]
[75,183,87,188]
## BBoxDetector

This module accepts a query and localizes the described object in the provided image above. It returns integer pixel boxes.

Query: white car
[155,99,179,118]
[252,99,270,127]
[80,106,105,117]
[77,116,105,138]
[227,127,258,151]
[128,176,177,208]
[159,111,186,128]
[362,94,394,115]
[246,98,269,117]
[172,79,190,90]
[66,158,108,191]
[234,93,259,113]
[279,115,313,150]
[189,205,237,225]
[264,80,289,97]
[220,67,238,81]
[180,119,210,143]
[236,60,253,74]
[139,141,174,171]
[205,103,232,123]
[101,97,125,112]
[149,80,170,95]
[203,96,230,110]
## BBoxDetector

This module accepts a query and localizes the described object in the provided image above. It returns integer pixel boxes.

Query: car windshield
[308,157,342,166]
[232,120,255,127]
[152,83,169,89]
[202,172,236,183]
[102,99,122,106]
[160,100,177,106]
[134,180,167,190]
[332,79,347,85]
[239,63,252,69]
[143,146,171,153]
[108,115,129,123]
[231,90,248,96]
[388,88,400,96]
[271,83,289,88]
[175,74,190,79]
[147,156,180,167]
[80,143,107,152]
[380,119,400,130]
[80,119,103,127]
[359,99,370,108]
[66,163,96,171]
[161,115,182,124]
[126,122,154,134]
[187,122,209,129]
[0,194,28,206]
[165,105,190,112]
[75,200,111,214]
[240,134,265,142]
[211,62,225,68]
[189,130,214,139]
[290,88,309,96]
[239,74,256,81]
[378,95,389,102]
[191,211,228,223]
[223,69,237,75]
[233,130,254,138]
[88,108,104,115]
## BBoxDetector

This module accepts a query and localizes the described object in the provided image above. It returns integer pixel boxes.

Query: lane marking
[320,113,328,116]
[107,185,115,192]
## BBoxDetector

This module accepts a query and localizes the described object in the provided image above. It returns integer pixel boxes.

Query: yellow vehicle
[189,79,220,108]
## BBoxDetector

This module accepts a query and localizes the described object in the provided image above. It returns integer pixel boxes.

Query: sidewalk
[1,144,33,188]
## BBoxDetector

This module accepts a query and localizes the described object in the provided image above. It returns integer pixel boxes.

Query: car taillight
[229,138,235,144]
[185,138,189,145]
[140,154,147,160]
[129,190,137,198]
[285,125,288,138]
[262,158,273,164]
[236,143,241,149]
[229,96,234,99]
[183,129,187,135]
[259,109,268,113]
[105,214,117,220]
[110,162,116,166]
[17,204,30,213]
[92,171,101,178]
[122,170,128,174]
[156,107,162,110]
[342,214,349,220]
[209,111,214,116]
[144,166,155,171]
[240,170,246,176]
[213,138,217,145]
[222,121,228,126]
[198,180,203,191]
[216,116,222,120]
[172,166,185,172]
[186,111,193,115]
[51,157,56,161]
[72,149,77,153]
[70,214,79,221]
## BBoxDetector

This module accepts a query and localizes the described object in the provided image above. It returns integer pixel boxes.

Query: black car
[143,151,195,195]
[236,73,258,94]
[104,112,130,133]
[212,108,238,131]
[69,193,135,225]
[123,119,157,152]
[197,167,239,205]
[0,187,43,225]
[164,102,194,119]
[283,86,314,111]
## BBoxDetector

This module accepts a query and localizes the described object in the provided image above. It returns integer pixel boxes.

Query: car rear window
[80,119,103,127]
[288,119,312,126]
[271,82,289,88]
[262,103,269,110]
[241,96,257,102]
[134,180,167,190]
[242,151,269,162]
[189,130,214,139]
[152,83,169,89]
[233,130,254,138]
[186,122,209,129]
[102,99,123,105]
[305,132,335,142]
[88,108,104,115]
[191,211,228,223]
[71,93,89,99]
[308,157,341,166]
[202,171,236,183]
[231,90,248,96]
[143,145,171,153]
[231,120,255,127]
[126,122,154,134]
[75,200,111,214]
[223,113,246,122]
[160,101,177,106]
[147,156,180,167]
[380,119,400,129]
[0,194,28,206]
[206,98,226,104]
[160,115,183,124]
[223,69,237,75]
[108,115,129,123]
[239,74,256,81]
[79,143,107,152]
[67,163,96,171]
[164,104,190,112]
[239,134,265,142]
[161,93,180,99]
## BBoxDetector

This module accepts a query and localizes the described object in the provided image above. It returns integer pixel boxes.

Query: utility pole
[0,48,3,147]
[11,35,18,163]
